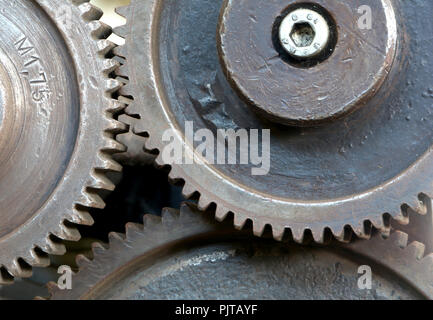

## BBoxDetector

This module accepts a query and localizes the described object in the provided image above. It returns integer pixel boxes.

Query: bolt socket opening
[272,2,338,68]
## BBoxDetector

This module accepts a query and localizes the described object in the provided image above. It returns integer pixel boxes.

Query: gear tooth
[394,205,410,225]
[168,166,182,182]
[389,230,409,248]
[78,191,105,209]
[198,196,212,211]
[108,232,126,244]
[0,268,13,285]
[154,153,165,168]
[52,222,81,242]
[125,223,143,239]
[102,136,126,153]
[116,64,129,78]
[119,86,134,98]
[369,215,391,237]
[78,2,103,21]
[113,45,127,58]
[252,220,267,237]
[272,225,286,241]
[182,182,196,199]
[215,205,229,222]
[291,228,305,244]
[162,208,180,222]
[114,25,129,38]
[97,39,116,56]
[233,214,247,230]
[88,20,112,39]
[76,254,92,269]
[107,99,126,113]
[124,101,143,120]
[28,248,50,268]
[332,224,352,243]
[46,281,60,295]
[103,58,120,75]
[89,172,116,191]
[179,203,196,217]
[406,241,426,260]
[104,117,127,134]
[115,5,130,19]
[311,227,326,244]
[96,153,123,172]
[42,238,66,256]
[5,259,32,278]
[143,214,162,227]
[91,242,107,256]
[105,79,123,93]
[69,208,94,226]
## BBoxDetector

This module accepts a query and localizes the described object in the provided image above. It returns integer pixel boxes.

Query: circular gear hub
[117,0,433,242]
[0,0,125,282]
[218,0,396,125]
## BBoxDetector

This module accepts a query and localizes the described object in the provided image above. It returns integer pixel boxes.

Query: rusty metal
[0,0,125,283]
[115,0,433,243]
[48,204,433,300]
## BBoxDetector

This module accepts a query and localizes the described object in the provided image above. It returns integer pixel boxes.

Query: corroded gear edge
[111,1,428,244]
[46,203,433,300]
[0,0,127,284]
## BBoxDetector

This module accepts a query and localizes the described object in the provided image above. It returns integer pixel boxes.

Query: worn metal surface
[48,204,433,300]
[218,0,398,125]
[0,0,125,282]
[115,0,433,243]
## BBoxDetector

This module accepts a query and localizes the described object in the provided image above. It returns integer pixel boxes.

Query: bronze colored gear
[114,0,433,242]
[48,203,433,300]
[0,0,126,283]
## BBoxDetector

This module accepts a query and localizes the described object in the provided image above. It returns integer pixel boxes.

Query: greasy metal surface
[49,204,433,300]
[116,0,433,242]
[0,0,125,281]
[218,0,397,126]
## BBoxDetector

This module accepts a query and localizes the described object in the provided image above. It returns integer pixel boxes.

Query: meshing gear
[0,0,125,283]
[114,0,433,243]
[48,204,433,300]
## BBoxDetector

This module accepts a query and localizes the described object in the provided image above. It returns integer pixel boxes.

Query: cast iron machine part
[115,0,433,242]
[48,204,433,300]
[0,0,125,283]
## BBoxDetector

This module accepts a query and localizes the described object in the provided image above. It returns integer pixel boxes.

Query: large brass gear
[48,204,433,300]
[0,0,125,282]
[114,0,433,242]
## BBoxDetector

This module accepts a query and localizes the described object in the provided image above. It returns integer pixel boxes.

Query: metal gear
[0,0,125,283]
[48,203,433,300]
[114,0,433,242]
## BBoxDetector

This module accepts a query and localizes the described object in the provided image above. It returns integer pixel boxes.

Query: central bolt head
[279,8,330,59]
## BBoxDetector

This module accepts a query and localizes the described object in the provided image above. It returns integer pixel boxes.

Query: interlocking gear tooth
[47,203,433,300]
[52,222,81,242]
[76,254,92,269]
[112,0,433,245]
[0,0,129,282]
